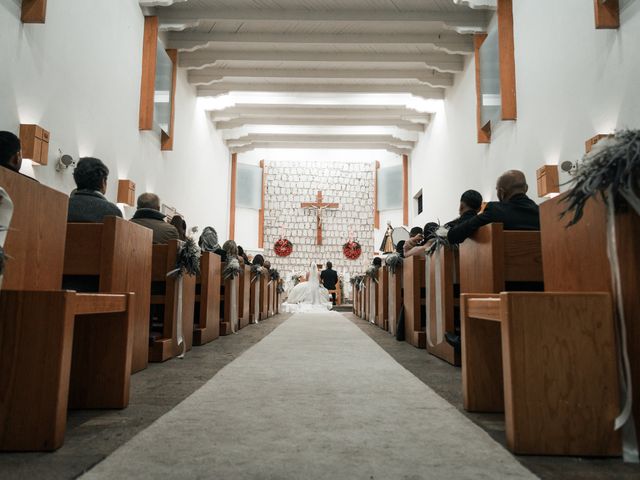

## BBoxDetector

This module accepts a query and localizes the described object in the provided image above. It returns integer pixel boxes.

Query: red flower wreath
[343,240,362,260]
[274,238,293,257]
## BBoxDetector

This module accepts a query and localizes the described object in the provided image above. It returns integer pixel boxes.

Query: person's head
[326,261,333,270]
[423,222,439,240]
[396,240,406,257]
[410,226,423,237]
[170,215,187,241]
[252,254,264,266]
[264,260,271,270]
[459,189,483,215]
[372,257,382,267]
[237,245,247,259]
[496,170,528,202]
[0,131,22,173]
[73,157,109,194]
[198,226,220,252]
[137,192,161,211]
[222,239,238,258]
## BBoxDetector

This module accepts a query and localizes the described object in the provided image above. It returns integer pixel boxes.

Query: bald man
[447,170,540,244]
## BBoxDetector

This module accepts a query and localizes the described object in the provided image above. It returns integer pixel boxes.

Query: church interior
[1,0,640,478]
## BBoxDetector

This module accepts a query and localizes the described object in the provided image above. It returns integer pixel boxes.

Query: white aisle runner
[82,313,536,480]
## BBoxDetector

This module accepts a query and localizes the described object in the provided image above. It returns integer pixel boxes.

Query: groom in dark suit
[320,261,339,305]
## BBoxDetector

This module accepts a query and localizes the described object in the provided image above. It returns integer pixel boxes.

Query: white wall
[235,148,403,254]
[410,0,640,228]
[0,0,230,233]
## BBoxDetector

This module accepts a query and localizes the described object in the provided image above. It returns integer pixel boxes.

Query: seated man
[447,170,539,244]
[67,157,123,222]
[404,222,438,258]
[130,193,179,244]
[0,131,22,173]
[445,189,483,229]
[320,261,339,304]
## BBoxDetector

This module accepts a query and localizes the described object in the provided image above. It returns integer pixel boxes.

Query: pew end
[376,267,389,330]
[193,252,221,345]
[403,255,426,348]
[462,292,621,456]
[149,241,196,362]
[238,264,251,329]
[64,217,153,373]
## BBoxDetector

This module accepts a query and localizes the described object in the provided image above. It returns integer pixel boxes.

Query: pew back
[459,223,543,294]
[0,169,67,290]
[403,255,426,348]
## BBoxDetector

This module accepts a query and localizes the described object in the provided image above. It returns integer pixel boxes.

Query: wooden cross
[301,191,339,246]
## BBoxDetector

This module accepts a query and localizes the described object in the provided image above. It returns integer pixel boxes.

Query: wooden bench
[425,247,460,366]
[376,266,389,329]
[249,269,261,323]
[267,276,275,317]
[64,217,152,373]
[259,273,270,321]
[387,265,403,336]
[193,251,221,345]
[220,262,240,335]
[460,196,624,456]
[149,240,196,361]
[403,255,426,348]
[238,263,251,329]
[0,168,134,451]
[459,223,543,294]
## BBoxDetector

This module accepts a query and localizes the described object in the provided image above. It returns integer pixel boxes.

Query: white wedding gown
[281,262,333,313]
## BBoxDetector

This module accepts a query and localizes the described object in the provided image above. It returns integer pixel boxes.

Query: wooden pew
[425,247,460,366]
[0,169,133,451]
[387,265,403,336]
[267,276,275,317]
[149,241,196,361]
[219,262,240,335]
[64,217,152,373]
[193,251,221,345]
[352,281,360,316]
[238,263,251,329]
[259,273,270,321]
[460,197,624,456]
[249,269,260,323]
[459,223,543,294]
[376,266,389,329]
[403,255,426,348]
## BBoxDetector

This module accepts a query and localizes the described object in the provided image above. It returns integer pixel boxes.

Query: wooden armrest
[466,297,502,322]
[75,293,129,315]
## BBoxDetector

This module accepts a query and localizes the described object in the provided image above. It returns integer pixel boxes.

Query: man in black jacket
[445,189,483,229]
[320,262,338,305]
[447,170,539,245]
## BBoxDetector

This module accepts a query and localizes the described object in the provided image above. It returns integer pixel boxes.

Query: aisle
[82,313,536,480]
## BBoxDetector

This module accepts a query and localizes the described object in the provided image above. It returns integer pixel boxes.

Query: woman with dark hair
[170,215,187,241]
[252,254,264,266]
[67,157,122,222]
[237,245,250,264]
[372,257,382,268]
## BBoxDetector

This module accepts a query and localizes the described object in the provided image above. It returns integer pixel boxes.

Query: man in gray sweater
[67,157,122,222]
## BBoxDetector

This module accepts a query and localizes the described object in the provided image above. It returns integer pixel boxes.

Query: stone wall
[263,160,375,297]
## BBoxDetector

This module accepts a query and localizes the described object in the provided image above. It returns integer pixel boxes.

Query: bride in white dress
[281,262,333,313]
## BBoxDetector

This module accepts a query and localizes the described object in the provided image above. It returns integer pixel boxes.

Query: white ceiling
[140,0,495,154]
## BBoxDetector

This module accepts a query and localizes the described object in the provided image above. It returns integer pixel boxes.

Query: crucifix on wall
[301,191,339,246]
